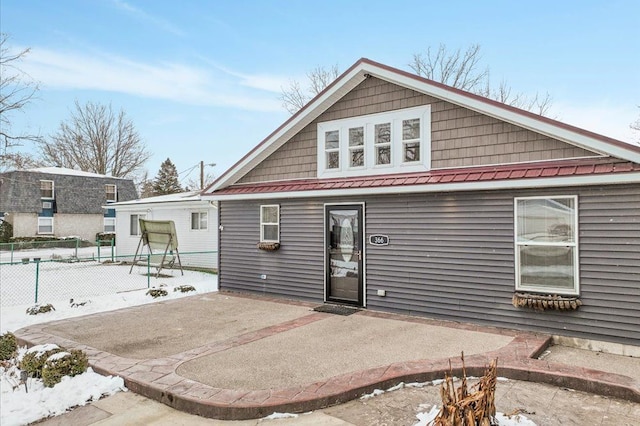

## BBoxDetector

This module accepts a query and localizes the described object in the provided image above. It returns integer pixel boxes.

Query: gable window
[130,214,146,236]
[349,127,364,167]
[515,196,579,295]
[325,130,340,169]
[38,217,54,234]
[191,212,208,230]
[40,180,54,199]
[104,218,116,233]
[317,105,431,178]
[375,122,391,165]
[260,205,279,243]
[402,118,420,162]
[106,184,117,202]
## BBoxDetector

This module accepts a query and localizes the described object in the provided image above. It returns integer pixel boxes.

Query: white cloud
[110,0,185,36]
[17,47,282,112]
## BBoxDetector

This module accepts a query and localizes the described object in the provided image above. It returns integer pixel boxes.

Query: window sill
[512,292,582,311]
[257,242,280,251]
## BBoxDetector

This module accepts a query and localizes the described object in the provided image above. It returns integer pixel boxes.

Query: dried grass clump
[146,288,168,298]
[174,285,195,293]
[433,353,498,426]
[25,303,56,315]
[512,293,582,311]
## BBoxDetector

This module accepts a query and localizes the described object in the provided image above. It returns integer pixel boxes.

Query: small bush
[174,285,195,293]
[26,304,56,315]
[146,288,168,298]
[19,344,64,378]
[42,349,89,387]
[0,220,12,243]
[0,332,17,360]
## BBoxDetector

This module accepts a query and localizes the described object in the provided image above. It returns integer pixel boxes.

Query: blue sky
[3,0,639,181]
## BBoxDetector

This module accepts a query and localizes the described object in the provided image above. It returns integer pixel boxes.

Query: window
[191,212,208,230]
[38,217,54,234]
[130,214,145,236]
[375,122,391,165]
[317,105,431,178]
[515,196,579,295]
[260,205,280,243]
[402,118,420,162]
[104,218,116,233]
[106,184,117,202]
[348,127,364,168]
[325,130,340,169]
[40,180,54,199]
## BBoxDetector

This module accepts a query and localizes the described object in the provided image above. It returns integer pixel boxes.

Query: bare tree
[184,172,215,191]
[0,33,41,169]
[281,45,553,116]
[631,107,640,145]
[280,64,340,114]
[137,170,155,198]
[410,44,489,92]
[410,44,552,115]
[39,100,151,178]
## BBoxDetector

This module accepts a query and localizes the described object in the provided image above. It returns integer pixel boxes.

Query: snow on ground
[1,252,213,307]
[0,278,218,425]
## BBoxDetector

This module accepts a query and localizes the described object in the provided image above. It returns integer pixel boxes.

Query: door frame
[323,202,366,307]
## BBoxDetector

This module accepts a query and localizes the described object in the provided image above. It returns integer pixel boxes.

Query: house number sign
[369,235,389,246]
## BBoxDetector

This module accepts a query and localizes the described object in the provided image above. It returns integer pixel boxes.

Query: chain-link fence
[0,248,218,307]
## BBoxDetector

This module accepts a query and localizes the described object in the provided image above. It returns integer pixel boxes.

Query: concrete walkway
[14,292,640,422]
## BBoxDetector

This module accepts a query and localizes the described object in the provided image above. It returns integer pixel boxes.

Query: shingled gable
[204,58,640,198]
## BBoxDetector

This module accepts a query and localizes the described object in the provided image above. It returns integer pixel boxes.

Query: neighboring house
[108,191,218,269]
[0,167,137,241]
[202,58,640,346]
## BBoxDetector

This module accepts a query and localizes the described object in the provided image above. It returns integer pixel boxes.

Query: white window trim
[317,105,431,178]
[514,195,579,296]
[37,217,54,234]
[260,204,280,243]
[104,217,116,233]
[40,180,55,199]
[130,213,146,236]
[191,211,208,230]
[106,184,117,202]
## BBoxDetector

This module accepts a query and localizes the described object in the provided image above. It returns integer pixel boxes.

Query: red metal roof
[213,158,640,196]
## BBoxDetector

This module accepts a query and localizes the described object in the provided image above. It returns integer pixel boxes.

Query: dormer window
[317,105,431,178]
[40,180,54,199]
[106,184,117,202]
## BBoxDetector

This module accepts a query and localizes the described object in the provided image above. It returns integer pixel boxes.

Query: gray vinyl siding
[220,199,325,302]
[219,184,640,345]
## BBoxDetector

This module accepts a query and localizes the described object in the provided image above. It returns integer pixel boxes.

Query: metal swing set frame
[129,218,184,277]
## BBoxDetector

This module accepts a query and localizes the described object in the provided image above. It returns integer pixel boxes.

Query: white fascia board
[365,64,640,163]
[108,200,213,211]
[207,172,640,201]
[209,68,368,192]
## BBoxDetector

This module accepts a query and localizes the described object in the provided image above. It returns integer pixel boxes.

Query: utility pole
[200,160,204,190]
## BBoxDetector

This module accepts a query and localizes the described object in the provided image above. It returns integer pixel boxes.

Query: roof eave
[204,172,640,201]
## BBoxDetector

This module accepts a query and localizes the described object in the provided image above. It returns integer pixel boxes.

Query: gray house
[0,167,137,241]
[203,58,640,346]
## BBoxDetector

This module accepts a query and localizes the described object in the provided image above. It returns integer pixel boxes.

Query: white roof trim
[209,67,367,192]
[208,59,640,193]
[204,172,640,201]
[365,64,640,162]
